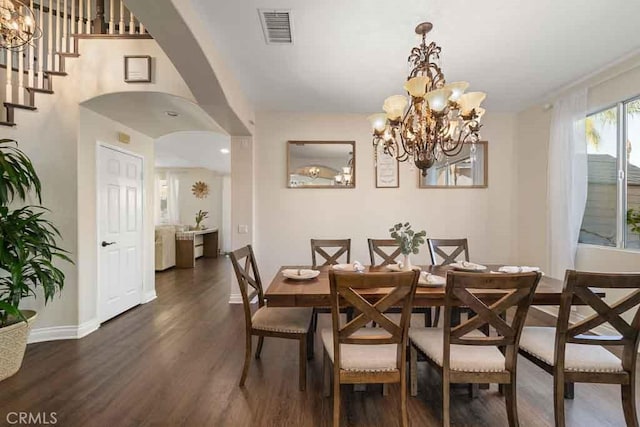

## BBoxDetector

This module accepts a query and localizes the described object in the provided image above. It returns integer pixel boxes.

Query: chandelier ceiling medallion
[368,22,486,176]
[0,0,40,51]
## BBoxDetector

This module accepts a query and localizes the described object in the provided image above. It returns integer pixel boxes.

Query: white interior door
[98,145,143,322]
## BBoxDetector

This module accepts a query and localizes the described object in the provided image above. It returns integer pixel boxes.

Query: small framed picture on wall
[124,55,152,83]
[375,143,399,188]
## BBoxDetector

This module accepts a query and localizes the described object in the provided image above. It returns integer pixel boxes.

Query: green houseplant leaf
[0,141,71,327]
[389,222,427,256]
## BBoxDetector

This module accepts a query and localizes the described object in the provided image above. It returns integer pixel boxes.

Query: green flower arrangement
[389,222,427,255]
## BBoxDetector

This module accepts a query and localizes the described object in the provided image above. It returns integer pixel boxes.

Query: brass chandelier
[368,22,486,176]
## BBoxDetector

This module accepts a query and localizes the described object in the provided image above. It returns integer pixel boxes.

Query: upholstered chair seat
[321,328,398,372]
[409,328,506,372]
[520,326,623,373]
[252,307,314,334]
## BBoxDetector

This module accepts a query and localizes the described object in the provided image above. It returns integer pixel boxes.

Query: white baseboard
[228,293,243,304]
[142,290,157,303]
[28,318,100,344]
[26,291,159,344]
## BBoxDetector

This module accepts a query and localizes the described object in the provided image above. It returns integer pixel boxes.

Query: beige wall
[77,107,156,328]
[252,111,519,283]
[4,38,206,339]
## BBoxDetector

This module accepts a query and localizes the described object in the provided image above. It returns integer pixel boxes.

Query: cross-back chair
[323,270,420,427]
[311,239,351,268]
[311,239,353,330]
[368,238,435,327]
[427,238,471,328]
[409,271,541,427]
[230,245,314,391]
[427,238,470,266]
[519,270,640,427]
[368,238,402,267]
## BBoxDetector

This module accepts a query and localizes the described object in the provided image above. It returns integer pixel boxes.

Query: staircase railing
[2,0,148,110]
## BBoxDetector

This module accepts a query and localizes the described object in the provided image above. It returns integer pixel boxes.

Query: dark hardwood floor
[0,257,636,426]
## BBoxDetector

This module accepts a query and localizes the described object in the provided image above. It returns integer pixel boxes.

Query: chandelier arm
[370,21,485,175]
[441,139,467,158]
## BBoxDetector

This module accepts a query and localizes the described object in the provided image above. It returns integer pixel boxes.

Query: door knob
[101,241,116,247]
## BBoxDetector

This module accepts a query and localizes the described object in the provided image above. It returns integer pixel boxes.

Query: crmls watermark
[6,412,58,425]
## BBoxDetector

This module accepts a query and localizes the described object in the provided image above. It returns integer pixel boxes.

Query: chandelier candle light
[368,22,486,176]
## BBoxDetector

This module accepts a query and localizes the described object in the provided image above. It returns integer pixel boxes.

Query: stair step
[44,70,67,76]
[4,102,37,111]
[26,86,54,95]
[0,121,16,127]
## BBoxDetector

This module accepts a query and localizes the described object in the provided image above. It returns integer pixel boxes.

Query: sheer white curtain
[154,174,163,225]
[167,173,181,224]
[547,89,588,279]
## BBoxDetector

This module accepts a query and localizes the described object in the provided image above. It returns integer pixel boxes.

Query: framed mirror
[418,141,488,188]
[287,141,356,188]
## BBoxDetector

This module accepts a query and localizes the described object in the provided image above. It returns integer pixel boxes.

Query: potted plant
[389,222,427,271]
[628,208,640,235]
[0,139,71,382]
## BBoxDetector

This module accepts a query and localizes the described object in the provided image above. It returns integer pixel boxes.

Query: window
[627,99,640,249]
[158,179,169,223]
[580,96,640,249]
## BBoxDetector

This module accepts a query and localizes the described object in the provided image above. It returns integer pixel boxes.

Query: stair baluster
[108,0,114,34]
[5,51,13,105]
[62,0,68,53]
[78,0,84,35]
[85,0,91,34]
[129,8,135,35]
[18,46,25,105]
[118,0,124,35]
[37,0,44,88]
[28,1,35,90]
[70,0,75,52]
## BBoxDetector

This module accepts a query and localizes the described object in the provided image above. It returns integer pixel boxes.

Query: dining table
[265,264,603,309]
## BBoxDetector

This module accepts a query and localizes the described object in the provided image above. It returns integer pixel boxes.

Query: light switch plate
[238,225,249,234]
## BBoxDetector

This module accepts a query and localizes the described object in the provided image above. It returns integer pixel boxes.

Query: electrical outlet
[238,225,249,234]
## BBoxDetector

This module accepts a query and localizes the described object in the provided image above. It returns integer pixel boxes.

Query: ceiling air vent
[259,9,293,44]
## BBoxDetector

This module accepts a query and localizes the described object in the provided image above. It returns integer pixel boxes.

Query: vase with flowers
[194,210,209,230]
[389,222,426,271]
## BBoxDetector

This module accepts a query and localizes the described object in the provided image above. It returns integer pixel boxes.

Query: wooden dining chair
[323,270,420,427]
[519,271,640,427]
[427,238,470,266]
[230,245,314,391]
[311,239,351,268]
[368,238,435,327]
[367,238,402,266]
[409,270,542,427]
[427,238,470,328]
[311,239,352,330]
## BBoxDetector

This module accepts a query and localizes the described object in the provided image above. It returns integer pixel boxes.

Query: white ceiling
[155,131,231,174]
[191,0,640,113]
[81,92,225,138]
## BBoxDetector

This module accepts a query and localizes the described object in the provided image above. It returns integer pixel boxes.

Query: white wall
[77,107,157,328]
[3,37,207,340]
[156,167,224,232]
[253,111,519,283]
